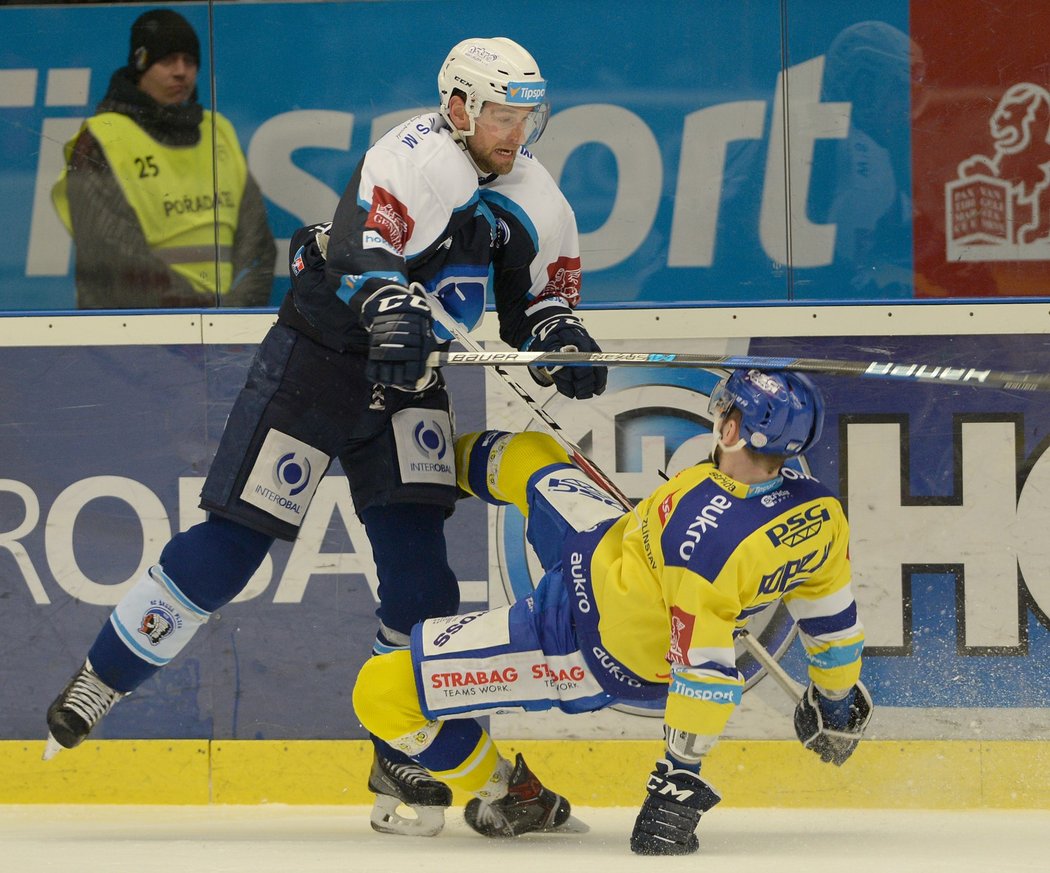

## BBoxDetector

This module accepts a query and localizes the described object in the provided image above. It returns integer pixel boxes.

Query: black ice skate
[464,753,583,838]
[368,751,453,836]
[43,659,124,760]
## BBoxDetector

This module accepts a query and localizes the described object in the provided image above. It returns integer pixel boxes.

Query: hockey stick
[427,307,634,510]
[427,308,809,705]
[737,629,805,701]
[427,349,1050,392]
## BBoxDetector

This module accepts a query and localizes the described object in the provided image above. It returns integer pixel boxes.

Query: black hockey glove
[629,759,721,856]
[794,680,874,766]
[360,282,436,391]
[525,314,607,399]
[289,222,331,293]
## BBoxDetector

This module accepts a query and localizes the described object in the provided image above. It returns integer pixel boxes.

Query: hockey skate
[368,750,453,836]
[464,753,587,838]
[43,659,124,761]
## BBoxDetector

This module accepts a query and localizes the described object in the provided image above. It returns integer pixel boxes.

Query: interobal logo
[946,82,1050,262]
[413,420,448,459]
[274,452,312,497]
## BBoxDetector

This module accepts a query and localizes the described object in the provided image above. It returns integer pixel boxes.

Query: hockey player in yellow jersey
[352,369,872,854]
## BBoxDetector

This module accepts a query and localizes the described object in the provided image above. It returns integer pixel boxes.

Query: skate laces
[386,761,438,786]
[63,668,120,727]
[472,798,511,829]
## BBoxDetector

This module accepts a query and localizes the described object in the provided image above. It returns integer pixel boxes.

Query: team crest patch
[543,256,581,306]
[139,603,178,646]
[366,186,414,255]
[668,606,695,665]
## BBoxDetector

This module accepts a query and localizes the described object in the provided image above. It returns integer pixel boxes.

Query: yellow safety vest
[53,111,248,295]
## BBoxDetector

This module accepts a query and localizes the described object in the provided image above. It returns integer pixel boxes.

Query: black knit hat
[128,9,200,74]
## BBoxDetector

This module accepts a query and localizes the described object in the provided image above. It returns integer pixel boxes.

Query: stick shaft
[738,630,805,700]
[429,349,1050,392]
[427,314,799,697]
[427,310,633,510]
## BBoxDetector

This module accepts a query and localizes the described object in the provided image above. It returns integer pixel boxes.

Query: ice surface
[1,804,1047,873]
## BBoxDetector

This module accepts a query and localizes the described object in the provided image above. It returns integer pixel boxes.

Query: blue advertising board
[5,326,1050,742]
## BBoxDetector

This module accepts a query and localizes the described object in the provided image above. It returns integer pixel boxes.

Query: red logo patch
[657,491,677,526]
[668,606,695,665]
[542,256,582,306]
[366,186,414,255]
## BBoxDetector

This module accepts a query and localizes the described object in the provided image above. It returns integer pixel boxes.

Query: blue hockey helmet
[708,369,825,455]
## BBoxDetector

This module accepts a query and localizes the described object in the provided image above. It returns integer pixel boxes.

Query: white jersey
[293,112,585,352]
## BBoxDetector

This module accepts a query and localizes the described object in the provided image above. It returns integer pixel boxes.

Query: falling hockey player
[352,369,873,853]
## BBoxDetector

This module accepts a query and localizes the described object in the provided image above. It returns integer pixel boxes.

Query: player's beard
[468,142,517,176]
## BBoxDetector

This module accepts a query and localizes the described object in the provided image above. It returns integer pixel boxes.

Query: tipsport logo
[506,80,547,104]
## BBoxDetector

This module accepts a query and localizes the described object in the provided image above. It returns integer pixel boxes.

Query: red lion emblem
[542,256,581,306]
[667,606,696,665]
[366,186,415,255]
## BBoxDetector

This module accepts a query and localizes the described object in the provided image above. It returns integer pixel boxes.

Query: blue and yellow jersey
[589,461,861,741]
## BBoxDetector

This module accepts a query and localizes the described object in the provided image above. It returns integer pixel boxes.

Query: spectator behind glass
[52,8,275,309]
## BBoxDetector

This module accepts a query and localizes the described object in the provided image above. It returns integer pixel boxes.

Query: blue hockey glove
[525,314,607,399]
[794,681,873,766]
[629,759,721,856]
[360,282,436,391]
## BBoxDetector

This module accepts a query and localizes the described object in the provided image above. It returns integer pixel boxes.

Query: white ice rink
[2,804,1047,873]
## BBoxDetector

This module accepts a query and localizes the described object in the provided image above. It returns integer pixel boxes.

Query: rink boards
[3,305,1050,805]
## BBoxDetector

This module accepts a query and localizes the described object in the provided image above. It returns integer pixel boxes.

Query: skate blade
[369,794,446,837]
[545,812,590,835]
[42,734,64,762]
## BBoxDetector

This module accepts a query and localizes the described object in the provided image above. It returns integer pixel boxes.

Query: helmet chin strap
[443,113,492,179]
[713,411,748,459]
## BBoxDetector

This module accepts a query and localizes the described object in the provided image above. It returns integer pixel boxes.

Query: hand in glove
[794,681,873,766]
[629,759,721,856]
[360,282,436,391]
[526,314,607,399]
[289,222,332,292]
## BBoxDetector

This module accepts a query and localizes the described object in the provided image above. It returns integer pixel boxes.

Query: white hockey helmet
[438,37,550,145]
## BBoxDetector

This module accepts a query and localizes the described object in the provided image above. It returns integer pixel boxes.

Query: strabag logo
[945,82,1050,262]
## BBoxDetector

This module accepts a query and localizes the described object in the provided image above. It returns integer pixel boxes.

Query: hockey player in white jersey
[44,37,607,838]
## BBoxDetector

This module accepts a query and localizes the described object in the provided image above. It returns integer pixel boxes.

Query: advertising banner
[0,0,942,312]
[912,0,1050,297]
[4,330,1050,741]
